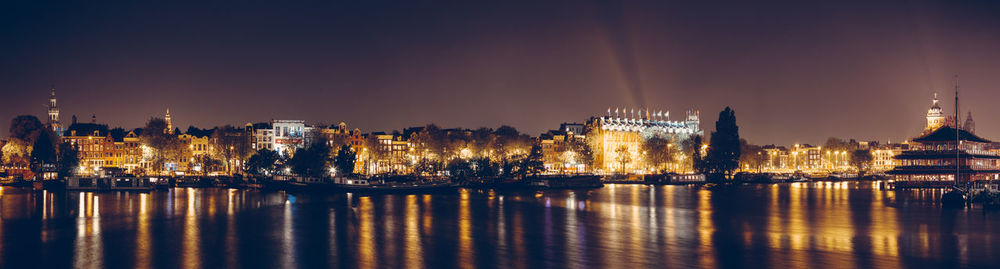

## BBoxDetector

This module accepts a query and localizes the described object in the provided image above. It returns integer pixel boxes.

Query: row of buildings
[24,87,1000,187]
[756,94,998,178]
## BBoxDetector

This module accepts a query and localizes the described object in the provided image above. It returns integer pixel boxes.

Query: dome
[926,93,943,116]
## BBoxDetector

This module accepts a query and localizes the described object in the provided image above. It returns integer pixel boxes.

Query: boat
[65,176,155,192]
[524,175,603,189]
[332,180,457,194]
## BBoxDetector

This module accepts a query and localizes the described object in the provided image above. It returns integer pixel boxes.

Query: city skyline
[3,1,1000,145]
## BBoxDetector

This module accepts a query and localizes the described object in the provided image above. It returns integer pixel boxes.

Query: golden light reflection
[565,192,580,268]
[226,190,240,268]
[136,193,150,269]
[358,197,375,269]
[628,185,644,264]
[405,195,424,269]
[696,189,715,268]
[74,192,103,269]
[458,189,474,269]
[183,188,201,269]
[662,185,675,256]
[870,187,899,257]
[422,194,433,236]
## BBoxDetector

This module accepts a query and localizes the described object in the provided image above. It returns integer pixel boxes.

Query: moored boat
[66,176,155,192]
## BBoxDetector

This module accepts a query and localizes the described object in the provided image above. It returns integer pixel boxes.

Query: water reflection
[0,183,999,268]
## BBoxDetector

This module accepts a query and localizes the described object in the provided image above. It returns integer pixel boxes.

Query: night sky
[2,0,999,145]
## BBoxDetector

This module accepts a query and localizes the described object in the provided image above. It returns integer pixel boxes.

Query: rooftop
[913,126,991,143]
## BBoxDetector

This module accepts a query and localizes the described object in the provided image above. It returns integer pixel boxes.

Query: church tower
[47,86,64,135]
[964,111,975,134]
[924,93,945,133]
[165,108,174,134]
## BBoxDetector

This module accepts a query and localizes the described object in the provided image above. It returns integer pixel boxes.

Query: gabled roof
[64,123,110,137]
[913,126,991,143]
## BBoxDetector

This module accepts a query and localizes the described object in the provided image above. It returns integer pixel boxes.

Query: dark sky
[2,0,999,145]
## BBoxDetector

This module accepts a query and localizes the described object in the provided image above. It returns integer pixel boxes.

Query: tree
[706,107,741,180]
[57,142,80,177]
[642,135,674,173]
[289,142,332,178]
[614,145,632,174]
[412,158,443,176]
[569,139,594,172]
[245,149,281,176]
[333,145,356,176]
[447,158,474,179]
[849,149,873,178]
[411,124,447,161]
[492,125,530,161]
[690,135,707,174]
[2,139,29,165]
[822,137,851,152]
[140,117,183,174]
[9,115,44,142]
[519,144,545,177]
[195,154,223,174]
[211,125,252,174]
[30,128,58,175]
[469,127,494,158]
[363,135,389,175]
[738,139,766,173]
[471,157,499,178]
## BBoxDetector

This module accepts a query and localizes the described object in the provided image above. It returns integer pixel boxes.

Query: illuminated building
[245,120,306,156]
[585,109,702,173]
[246,122,274,151]
[924,93,946,134]
[789,144,822,171]
[871,142,909,173]
[62,122,112,174]
[119,131,142,173]
[887,126,1000,188]
[364,133,412,174]
[762,145,789,171]
[165,108,174,134]
[539,127,587,173]
[272,120,305,156]
[320,122,364,150]
[179,134,211,173]
[47,86,64,136]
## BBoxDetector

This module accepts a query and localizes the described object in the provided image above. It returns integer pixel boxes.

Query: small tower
[47,86,63,135]
[925,93,945,133]
[963,111,975,134]
[165,108,174,134]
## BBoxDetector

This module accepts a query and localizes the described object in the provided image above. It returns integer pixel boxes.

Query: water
[1,182,999,268]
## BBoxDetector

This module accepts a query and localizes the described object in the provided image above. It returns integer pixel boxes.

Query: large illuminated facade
[585,109,702,173]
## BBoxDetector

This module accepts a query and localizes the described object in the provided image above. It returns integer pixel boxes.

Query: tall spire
[47,85,62,135]
[964,111,975,134]
[165,108,173,134]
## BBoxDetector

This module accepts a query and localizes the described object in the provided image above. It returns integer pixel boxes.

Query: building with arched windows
[585,109,702,173]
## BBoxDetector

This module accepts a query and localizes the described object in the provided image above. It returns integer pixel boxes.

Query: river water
[0,182,998,268]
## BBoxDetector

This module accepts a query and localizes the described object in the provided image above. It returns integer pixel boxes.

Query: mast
[954,75,960,188]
